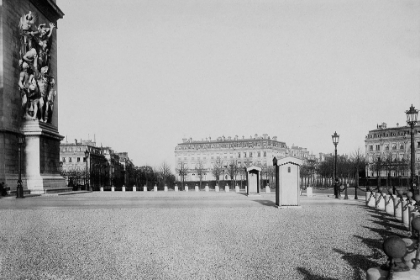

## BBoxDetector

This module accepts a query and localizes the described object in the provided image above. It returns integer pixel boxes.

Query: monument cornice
[29,0,64,23]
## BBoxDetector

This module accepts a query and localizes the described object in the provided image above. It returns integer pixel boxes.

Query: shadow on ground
[251,199,277,207]
[296,267,337,280]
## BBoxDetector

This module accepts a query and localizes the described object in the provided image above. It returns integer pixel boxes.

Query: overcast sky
[57,0,420,169]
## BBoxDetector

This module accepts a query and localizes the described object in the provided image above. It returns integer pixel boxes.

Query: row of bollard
[366,186,420,280]
[99,185,272,193]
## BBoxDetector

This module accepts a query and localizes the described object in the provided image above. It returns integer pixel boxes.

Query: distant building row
[60,139,134,189]
[174,134,314,181]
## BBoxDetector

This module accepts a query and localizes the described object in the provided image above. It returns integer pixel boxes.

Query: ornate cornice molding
[29,0,64,23]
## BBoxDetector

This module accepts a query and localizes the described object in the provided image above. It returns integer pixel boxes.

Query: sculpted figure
[19,11,38,56]
[18,61,31,115]
[36,23,55,68]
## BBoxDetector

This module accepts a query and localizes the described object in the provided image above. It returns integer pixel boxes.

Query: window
[250,152,253,157]
[385,145,389,151]
[369,145,373,151]
[375,145,380,151]
[392,144,397,150]
[69,157,72,162]
[238,152,241,158]
[258,152,261,157]
[77,157,80,162]
[264,151,266,157]
[244,152,246,158]
[62,157,66,162]
[400,144,404,150]
[418,142,420,148]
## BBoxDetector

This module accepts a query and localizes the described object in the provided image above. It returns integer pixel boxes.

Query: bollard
[100,186,104,192]
[154,185,157,192]
[235,185,239,193]
[367,187,376,207]
[195,185,199,192]
[306,186,312,197]
[143,186,147,192]
[402,200,410,229]
[375,187,386,211]
[185,186,189,192]
[111,185,115,192]
[164,185,168,192]
[205,185,209,192]
[215,185,219,192]
[122,185,126,192]
[266,185,271,193]
[394,191,404,220]
[175,185,178,192]
[225,185,229,192]
[133,185,137,192]
[385,193,394,216]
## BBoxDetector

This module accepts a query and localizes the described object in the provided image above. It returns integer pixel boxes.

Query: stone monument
[0,0,67,194]
[246,166,261,196]
[273,156,303,208]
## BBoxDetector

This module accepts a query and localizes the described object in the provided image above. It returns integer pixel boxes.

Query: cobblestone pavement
[0,192,409,280]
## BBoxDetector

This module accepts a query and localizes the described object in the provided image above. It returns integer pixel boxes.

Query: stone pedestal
[395,198,403,220]
[266,186,271,193]
[235,186,239,192]
[185,186,188,192]
[133,186,136,192]
[21,121,67,194]
[175,185,178,192]
[245,186,247,192]
[195,185,199,192]
[215,185,219,192]
[164,186,168,192]
[122,185,126,192]
[111,186,115,192]
[143,186,147,192]
[306,186,312,197]
[100,186,104,192]
[402,201,410,228]
[225,185,229,192]
[154,185,157,192]
[205,185,209,192]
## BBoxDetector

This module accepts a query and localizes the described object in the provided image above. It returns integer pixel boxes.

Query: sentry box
[246,166,261,196]
[273,156,303,208]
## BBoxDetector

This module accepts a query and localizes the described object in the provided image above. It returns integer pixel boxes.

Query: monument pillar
[0,0,67,194]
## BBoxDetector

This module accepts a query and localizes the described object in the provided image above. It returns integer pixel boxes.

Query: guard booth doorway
[246,166,261,196]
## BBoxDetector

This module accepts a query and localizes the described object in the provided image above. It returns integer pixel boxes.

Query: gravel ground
[0,192,410,280]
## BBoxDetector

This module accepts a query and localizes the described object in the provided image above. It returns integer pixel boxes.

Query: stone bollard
[195,185,199,192]
[266,185,271,193]
[235,185,239,193]
[154,185,157,192]
[306,186,312,197]
[375,188,386,211]
[111,185,115,192]
[245,186,247,193]
[100,186,104,192]
[367,191,376,208]
[215,185,219,192]
[175,185,178,192]
[395,190,404,221]
[164,185,168,192]
[122,185,126,192]
[143,186,147,192]
[225,185,229,192]
[385,194,394,216]
[133,185,137,192]
[185,186,189,192]
[205,185,209,192]
[402,200,411,229]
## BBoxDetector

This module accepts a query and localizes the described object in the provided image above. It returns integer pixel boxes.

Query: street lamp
[16,134,25,198]
[406,104,418,194]
[332,131,339,199]
[84,150,90,191]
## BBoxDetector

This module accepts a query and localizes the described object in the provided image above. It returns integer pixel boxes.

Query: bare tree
[211,157,224,186]
[195,159,205,189]
[350,148,367,198]
[226,159,239,189]
[176,161,188,190]
[158,161,172,189]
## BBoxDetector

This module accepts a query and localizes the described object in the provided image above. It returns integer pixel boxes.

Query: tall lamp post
[406,104,418,194]
[84,150,90,191]
[332,131,340,199]
[16,135,25,198]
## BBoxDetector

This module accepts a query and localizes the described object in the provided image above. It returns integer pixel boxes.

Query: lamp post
[16,134,25,198]
[406,104,418,194]
[84,150,90,191]
[332,131,339,199]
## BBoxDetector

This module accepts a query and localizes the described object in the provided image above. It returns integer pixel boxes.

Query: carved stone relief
[18,11,56,123]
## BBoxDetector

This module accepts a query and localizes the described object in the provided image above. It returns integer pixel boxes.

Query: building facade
[60,139,129,189]
[365,122,420,178]
[174,134,310,182]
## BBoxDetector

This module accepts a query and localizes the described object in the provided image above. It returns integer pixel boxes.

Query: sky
[57,0,420,170]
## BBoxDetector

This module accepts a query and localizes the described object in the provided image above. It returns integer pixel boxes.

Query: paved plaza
[0,192,410,280]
